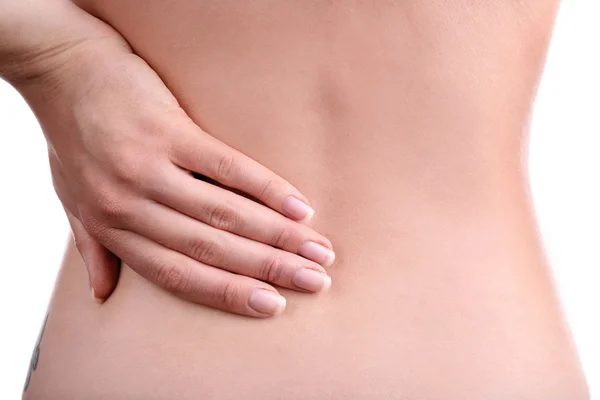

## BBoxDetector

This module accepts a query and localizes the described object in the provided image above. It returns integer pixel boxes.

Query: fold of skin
[25,1,588,399]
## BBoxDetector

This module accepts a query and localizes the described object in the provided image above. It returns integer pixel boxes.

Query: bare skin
[20,0,590,399]
[1,0,335,316]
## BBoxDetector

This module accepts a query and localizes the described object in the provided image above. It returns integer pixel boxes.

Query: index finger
[169,123,315,223]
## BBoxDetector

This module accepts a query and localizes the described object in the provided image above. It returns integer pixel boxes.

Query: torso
[26,1,587,399]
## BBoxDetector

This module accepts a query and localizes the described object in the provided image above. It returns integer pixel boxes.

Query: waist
[34,2,587,398]
[30,231,588,400]
[40,175,585,398]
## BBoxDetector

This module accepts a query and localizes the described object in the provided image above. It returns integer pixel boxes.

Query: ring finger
[122,199,332,293]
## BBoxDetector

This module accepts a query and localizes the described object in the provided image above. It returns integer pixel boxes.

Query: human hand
[5,3,334,317]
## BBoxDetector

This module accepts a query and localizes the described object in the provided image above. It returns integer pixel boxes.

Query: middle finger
[124,199,333,293]
[146,163,335,267]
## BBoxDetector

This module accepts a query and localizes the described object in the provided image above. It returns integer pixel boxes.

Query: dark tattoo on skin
[23,313,49,392]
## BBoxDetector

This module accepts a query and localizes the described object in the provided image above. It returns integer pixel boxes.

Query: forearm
[0,0,128,89]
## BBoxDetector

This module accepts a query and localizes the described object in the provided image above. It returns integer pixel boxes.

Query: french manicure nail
[298,241,336,267]
[293,268,332,292]
[282,196,315,222]
[249,289,286,315]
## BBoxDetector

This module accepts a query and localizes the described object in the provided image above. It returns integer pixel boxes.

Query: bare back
[25,1,588,399]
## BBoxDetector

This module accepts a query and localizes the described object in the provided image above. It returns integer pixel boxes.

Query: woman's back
[25,1,588,398]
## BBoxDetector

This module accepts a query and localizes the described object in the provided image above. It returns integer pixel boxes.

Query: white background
[0,2,598,399]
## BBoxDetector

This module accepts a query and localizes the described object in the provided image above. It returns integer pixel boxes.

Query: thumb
[65,210,120,303]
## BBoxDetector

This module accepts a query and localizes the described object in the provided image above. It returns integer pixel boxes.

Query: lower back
[26,1,588,399]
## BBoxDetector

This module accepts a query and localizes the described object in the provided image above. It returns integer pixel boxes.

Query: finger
[121,199,332,293]
[52,157,121,303]
[147,164,335,266]
[169,123,315,223]
[97,227,287,317]
[65,209,120,302]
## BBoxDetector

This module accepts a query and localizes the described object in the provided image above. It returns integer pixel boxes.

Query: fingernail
[298,241,336,267]
[293,268,332,292]
[282,196,315,222]
[91,288,103,304]
[249,289,286,315]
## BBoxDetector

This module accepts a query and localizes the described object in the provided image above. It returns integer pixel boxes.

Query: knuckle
[187,237,224,266]
[258,255,286,283]
[207,203,242,232]
[217,281,242,309]
[155,262,192,294]
[136,159,167,193]
[97,198,126,220]
[270,225,293,249]
[91,187,129,221]
[258,178,277,201]
[215,154,236,183]
[113,163,138,185]
[80,215,109,239]
[108,151,144,186]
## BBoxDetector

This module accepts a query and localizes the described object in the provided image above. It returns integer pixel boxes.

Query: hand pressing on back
[1,0,334,317]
